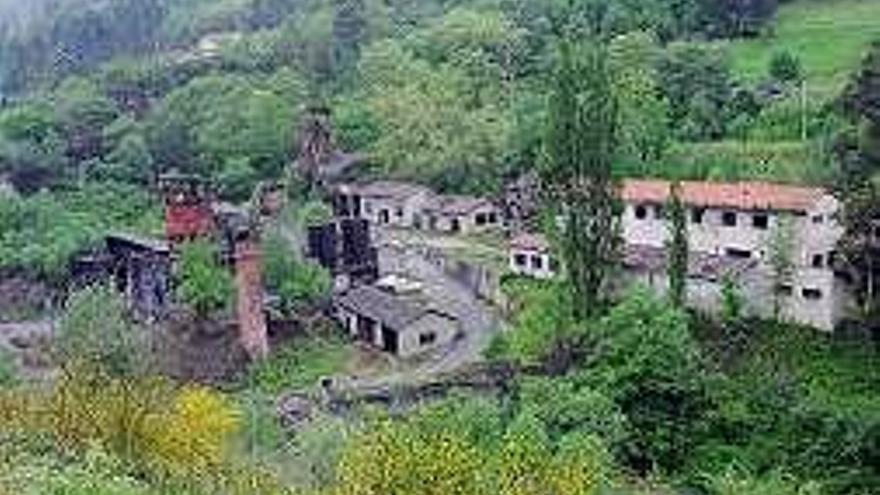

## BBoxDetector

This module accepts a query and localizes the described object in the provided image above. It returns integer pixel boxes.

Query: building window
[514,254,527,267]
[654,205,665,219]
[725,247,752,259]
[475,213,487,226]
[396,208,404,218]
[419,332,437,346]
[802,288,823,300]
[722,211,737,227]
[364,201,373,214]
[488,212,498,224]
[752,213,769,230]
[531,255,544,270]
[812,215,825,224]
[634,205,648,220]
[812,254,825,268]
[777,284,794,296]
[691,208,705,224]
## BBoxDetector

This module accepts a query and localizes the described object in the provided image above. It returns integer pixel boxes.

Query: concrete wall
[397,313,460,358]
[622,195,843,262]
[361,192,433,229]
[336,307,459,358]
[430,205,501,235]
[625,264,852,332]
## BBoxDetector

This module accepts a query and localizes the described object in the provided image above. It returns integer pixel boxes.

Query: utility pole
[800,78,808,142]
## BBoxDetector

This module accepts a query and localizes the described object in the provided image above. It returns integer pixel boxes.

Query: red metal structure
[159,173,216,243]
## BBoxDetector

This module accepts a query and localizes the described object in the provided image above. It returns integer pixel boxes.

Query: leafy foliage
[56,284,148,376]
[243,337,351,395]
[0,181,160,277]
[175,239,234,318]
[263,231,331,316]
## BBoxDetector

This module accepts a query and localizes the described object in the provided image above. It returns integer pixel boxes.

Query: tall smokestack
[234,237,268,359]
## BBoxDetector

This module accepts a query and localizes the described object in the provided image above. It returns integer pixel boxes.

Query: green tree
[609,31,669,169]
[721,275,744,330]
[543,40,620,320]
[263,232,331,316]
[590,291,707,474]
[666,182,688,308]
[657,42,733,140]
[176,239,234,318]
[360,39,511,183]
[768,213,795,319]
[56,284,147,376]
[769,50,803,84]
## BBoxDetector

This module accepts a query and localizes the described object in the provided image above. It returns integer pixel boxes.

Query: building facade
[510,179,854,331]
[334,277,461,358]
[334,181,501,235]
[509,233,557,279]
[425,196,500,234]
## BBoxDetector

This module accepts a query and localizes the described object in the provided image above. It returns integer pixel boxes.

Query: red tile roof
[622,179,828,212]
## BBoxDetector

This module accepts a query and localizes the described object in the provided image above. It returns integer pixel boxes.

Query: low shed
[334,284,460,358]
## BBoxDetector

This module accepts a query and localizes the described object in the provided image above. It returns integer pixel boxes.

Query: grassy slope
[727,0,880,100]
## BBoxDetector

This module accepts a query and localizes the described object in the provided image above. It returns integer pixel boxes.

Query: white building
[509,233,558,279]
[509,179,854,331]
[336,181,435,229]
[334,181,501,234]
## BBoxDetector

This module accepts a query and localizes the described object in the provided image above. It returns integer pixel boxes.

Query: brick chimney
[234,237,268,359]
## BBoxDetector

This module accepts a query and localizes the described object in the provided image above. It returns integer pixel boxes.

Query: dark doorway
[357,317,377,345]
[379,210,390,224]
[382,326,399,354]
[450,218,461,233]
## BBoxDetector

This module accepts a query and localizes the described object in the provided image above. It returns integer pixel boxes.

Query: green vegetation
[175,239,235,318]
[0,182,160,277]
[1,1,879,494]
[244,337,352,395]
[0,348,17,387]
[728,0,880,99]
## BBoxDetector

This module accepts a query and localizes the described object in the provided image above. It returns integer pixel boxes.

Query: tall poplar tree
[666,182,688,308]
[544,39,620,320]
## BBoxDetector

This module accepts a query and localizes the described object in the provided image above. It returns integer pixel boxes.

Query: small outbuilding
[509,233,557,279]
[426,195,500,234]
[334,277,460,358]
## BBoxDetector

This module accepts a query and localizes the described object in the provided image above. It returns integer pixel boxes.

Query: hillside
[728,0,880,99]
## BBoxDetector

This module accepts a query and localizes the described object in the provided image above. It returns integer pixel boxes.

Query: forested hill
[0,0,877,213]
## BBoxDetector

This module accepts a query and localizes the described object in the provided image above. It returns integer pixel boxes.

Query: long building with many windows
[509,179,855,331]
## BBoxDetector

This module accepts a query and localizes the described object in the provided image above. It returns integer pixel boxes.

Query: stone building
[335,181,435,229]
[509,179,855,331]
[509,232,557,279]
[425,195,500,234]
[333,181,502,235]
[334,275,460,358]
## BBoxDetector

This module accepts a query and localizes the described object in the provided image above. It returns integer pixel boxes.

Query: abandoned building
[334,274,461,358]
[335,181,436,228]
[424,195,500,234]
[333,180,503,235]
[307,217,379,289]
[509,232,557,279]
[509,179,855,331]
